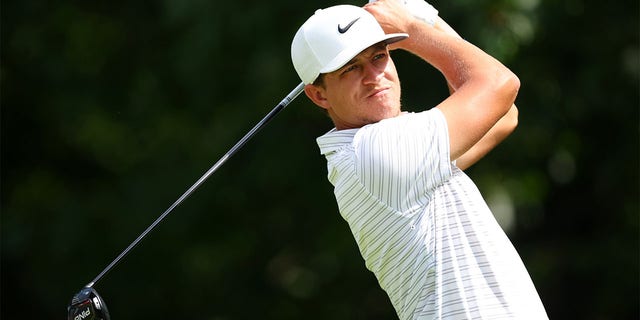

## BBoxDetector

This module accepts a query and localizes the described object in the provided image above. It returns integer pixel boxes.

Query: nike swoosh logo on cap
[338,17,361,34]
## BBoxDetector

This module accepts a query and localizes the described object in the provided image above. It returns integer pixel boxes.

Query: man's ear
[304,84,330,110]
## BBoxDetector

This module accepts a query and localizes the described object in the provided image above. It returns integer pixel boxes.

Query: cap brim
[319,33,408,75]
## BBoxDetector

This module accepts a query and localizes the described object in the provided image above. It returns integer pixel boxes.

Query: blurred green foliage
[2,0,638,319]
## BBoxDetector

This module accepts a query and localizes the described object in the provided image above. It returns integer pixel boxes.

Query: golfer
[291,0,547,319]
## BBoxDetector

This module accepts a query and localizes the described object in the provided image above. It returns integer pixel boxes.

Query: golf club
[68,82,305,320]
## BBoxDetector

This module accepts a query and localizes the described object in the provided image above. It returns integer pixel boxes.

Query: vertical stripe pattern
[317,109,548,320]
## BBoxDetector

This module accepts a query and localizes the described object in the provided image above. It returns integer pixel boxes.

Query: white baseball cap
[291,5,408,84]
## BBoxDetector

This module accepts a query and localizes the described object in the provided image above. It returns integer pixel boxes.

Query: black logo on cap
[338,17,360,34]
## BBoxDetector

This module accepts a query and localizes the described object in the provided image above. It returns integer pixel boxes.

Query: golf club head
[67,287,110,320]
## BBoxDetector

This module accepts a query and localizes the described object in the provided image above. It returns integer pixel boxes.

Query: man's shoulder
[316,128,358,156]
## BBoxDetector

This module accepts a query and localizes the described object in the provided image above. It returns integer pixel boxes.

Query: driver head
[68,287,110,320]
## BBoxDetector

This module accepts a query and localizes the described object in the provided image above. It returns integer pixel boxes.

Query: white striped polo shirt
[317,109,547,320]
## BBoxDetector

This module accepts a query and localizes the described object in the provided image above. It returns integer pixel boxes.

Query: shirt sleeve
[352,109,453,214]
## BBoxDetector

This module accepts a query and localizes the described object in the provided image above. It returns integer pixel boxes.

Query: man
[291,1,547,319]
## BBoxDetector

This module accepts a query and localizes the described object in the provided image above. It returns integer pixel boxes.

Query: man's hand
[368,0,439,26]
[365,0,458,51]
[364,0,417,42]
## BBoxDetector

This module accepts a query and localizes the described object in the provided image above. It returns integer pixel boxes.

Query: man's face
[307,43,402,130]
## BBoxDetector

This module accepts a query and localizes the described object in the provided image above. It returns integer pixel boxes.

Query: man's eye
[342,65,357,74]
[373,53,386,61]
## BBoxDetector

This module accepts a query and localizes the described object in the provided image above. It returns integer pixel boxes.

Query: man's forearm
[454,104,519,170]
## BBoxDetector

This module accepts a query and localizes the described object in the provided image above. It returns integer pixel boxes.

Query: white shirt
[317,109,548,320]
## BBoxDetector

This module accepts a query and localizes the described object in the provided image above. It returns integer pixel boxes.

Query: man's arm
[365,1,520,162]
[436,17,519,170]
[454,105,518,169]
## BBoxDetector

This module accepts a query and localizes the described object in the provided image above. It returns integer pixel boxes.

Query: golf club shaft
[86,82,306,288]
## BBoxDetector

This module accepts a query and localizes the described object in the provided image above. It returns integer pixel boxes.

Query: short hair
[312,73,325,87]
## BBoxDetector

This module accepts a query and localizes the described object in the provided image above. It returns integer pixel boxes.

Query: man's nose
[362,62,384,84]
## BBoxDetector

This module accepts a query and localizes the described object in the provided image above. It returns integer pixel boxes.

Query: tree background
[2,0,638,319]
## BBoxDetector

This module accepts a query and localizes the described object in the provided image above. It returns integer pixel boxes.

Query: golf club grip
[86,82,305,288]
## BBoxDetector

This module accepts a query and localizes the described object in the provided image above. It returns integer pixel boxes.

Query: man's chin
[368,100,401,115]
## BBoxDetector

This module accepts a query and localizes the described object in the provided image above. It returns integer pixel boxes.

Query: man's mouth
[368,87,390,98]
